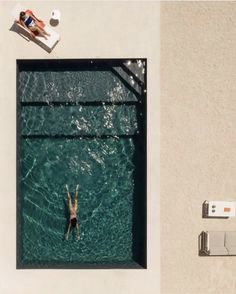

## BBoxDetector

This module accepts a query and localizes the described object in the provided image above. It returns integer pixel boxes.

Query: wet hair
[20,11,25,20]
[71,218,77,228]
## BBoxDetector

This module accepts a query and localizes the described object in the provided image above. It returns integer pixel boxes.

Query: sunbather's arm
[30,14,38,22]
[26,10,43,23]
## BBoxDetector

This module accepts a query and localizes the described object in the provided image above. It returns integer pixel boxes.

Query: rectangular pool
[17,59,147,269]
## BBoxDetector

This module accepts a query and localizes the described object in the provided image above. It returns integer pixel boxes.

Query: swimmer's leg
[30,26,48,40]
[76,223,80,240]
[65,223,71,240]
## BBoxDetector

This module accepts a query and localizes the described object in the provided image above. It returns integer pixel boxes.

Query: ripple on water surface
[21,137,137,265]
[19,71,138,103]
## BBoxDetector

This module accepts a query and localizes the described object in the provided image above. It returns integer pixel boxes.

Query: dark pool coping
[17,261,146,270]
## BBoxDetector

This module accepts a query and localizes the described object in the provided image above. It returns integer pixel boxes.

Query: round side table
[50,9,61,26]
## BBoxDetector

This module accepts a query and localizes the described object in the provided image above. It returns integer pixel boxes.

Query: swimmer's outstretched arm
[75,184,79,200]
[74,184,79,212]
[66,185,73,211]
[65,184,70,198]
[65,223,71,240]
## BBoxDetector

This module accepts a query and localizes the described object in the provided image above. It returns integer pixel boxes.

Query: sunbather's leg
[30,26,49,39]
[39,26,50,37]
[30,27,46,39]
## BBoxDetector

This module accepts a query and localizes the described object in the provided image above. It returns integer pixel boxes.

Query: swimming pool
[17,59,147,269]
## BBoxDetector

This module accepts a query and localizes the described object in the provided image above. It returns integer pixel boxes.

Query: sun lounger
[199,231,236,256]
[10,4,60,53]
[225,231,236,255]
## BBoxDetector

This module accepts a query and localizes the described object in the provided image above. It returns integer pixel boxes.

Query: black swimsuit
[70,217,77,226]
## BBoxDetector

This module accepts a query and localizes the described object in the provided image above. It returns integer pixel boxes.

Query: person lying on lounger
[65,184,80,240]
[19,11,50,40]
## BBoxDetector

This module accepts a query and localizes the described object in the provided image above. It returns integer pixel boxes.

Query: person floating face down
[19,11,50,40]
[65,185,80,240]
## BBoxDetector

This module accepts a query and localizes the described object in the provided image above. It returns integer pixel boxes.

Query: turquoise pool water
[17,60,146,268]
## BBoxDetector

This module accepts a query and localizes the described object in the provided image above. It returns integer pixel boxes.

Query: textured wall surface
[161,2,236,294]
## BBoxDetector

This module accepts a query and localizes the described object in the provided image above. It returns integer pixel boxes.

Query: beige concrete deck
[0,1,160,294]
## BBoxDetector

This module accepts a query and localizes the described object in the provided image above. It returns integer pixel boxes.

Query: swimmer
[19,11,50,40]
[65,184,80,240]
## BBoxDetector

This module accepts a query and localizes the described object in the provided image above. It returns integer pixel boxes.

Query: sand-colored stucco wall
[161,2,236,294]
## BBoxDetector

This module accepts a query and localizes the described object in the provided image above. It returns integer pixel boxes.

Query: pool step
[21,104,140,137]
